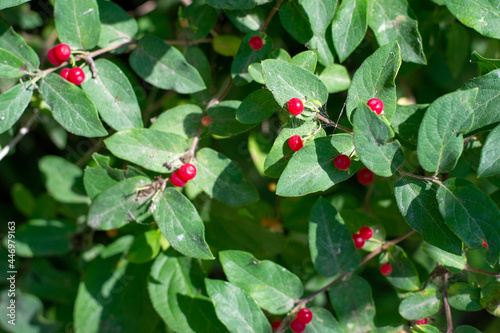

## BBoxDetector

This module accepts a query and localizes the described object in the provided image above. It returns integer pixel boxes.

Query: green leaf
[12,219,77,257]
[207,0,269,10]
[212,35,242,57]
[11,183,36,216]
[417,89,478,173]
[39,73,107,137]
[231,32,273,86]
[225,7,266,33]
[444,0,500,39]
[207,100,256,136]
[421,242,466,273]
[300,0,337,34]
[153,188,213,260]
[390,104,427,146]
[0,18,39,71]
[149,254,220,333]
[277,134,360,197]
[279,0,313,44]
[398,288,442,320]
[332,0,368,63]
[436,178,500,265]
[384,245,420,291]
[309,198,361,277]
[0,82,33,134]
[346,41,401,122]
[304,307,344,333]
[264,119,325,178]
[448,282,483,311]
[480,281,500,316]
[236,89,279,124]
[470,51,500,75]
[329,275,376,332]
[104,129,187,173]
[0,49,27,78]
[248,62,264,84]
[455,326,482,333]
[82,59,143,131]
[0,0,31,10]
[478,124,500,177]
[353,103,404,177]
[127,230,162,263]
[87,176,153,230]
[446,22,470,78]
[54,0,100,50]
[192,148,259,207]
[39,155,90,204]
[318,63,351,93]
[220,250,303,314]
[130,35,206,94]
[290,50,317,73]
[307,32,335,67]
[262,59,328,107]
[205,279,272,333]
[74,237,161,333]
[150,104,204,139]
[180,1,218,40]
[97,0,137,49]
[461,69,500,134]
[368,0,426,64]
[394,176,462,255]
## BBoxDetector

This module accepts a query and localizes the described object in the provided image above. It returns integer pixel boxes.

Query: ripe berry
[296,308,313,324]
[334,154,351,170]
[60,68,70,80]
[288,135,303,152]
[352,234,365,249]
[67,67,85,85]
[416,318,429,325]
[249,36,263,50]
[367,98,384,115]
[357,168,374,185]
[201,116,212,126]
[289,318,306,333]
[287,98,304,116]
[53,43,71,61]
[178,163,197,181]
[271,320,281,331]
[47,48,63,66]
[170,170,187,187]
[380,263,392,275]
[482,239,488,248]
[359,226,373,240]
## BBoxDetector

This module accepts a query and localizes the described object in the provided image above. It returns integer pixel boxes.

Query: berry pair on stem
[289,308,313,333]
[170,163,197,187]
[48,43,71,65]
[352,226,373,249]
[60,67,85,85]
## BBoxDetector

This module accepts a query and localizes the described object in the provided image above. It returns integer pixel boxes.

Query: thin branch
[464,265,500,278]
[0,109,39,162]
[442,272,453,333]
[207,77,233,108]
[163,38,212,46]
[259,0,285,32]
[275,230,416,333]
[75,138,105,168]
[397,168,439,181]
[316,113,353,134]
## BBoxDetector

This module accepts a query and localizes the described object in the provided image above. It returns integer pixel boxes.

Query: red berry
[60,68,70,80]
[178,163,197,181]
[416,318,429,325]
[334,154,351,170]
[170,171,187,187]
[53,43,71,61]
[352,234,365,249]
[359,226,373,240]
[67,67,85,85]
[287,98,304,116]
[482,239,488,248]
[296,308,313,324]
[201,116,212,126]
[47,47,63,66]
[357,168,374,185]
[271,320,281,331]
[249,36,263,50]
[289,318,306,333]
[288,135,303,152]
[367,98,384,115]
[380,263,392,275]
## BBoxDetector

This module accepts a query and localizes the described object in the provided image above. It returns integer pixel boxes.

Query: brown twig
[259,0,285,32]
[397,168,440,181]
[207,77,233,108]
[164,38,212,46]
[316,113,353,134]
[75,138,105,168]
[275,230,416,333]
[442,272,453,333]
[0,109,39,162]
[464,265,500,278]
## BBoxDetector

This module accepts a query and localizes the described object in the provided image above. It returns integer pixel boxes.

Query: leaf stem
[397,168,439,181]
[259,0,285,32]
[315,113,353,134]
[442,272,453,333]
[0,108,39,162]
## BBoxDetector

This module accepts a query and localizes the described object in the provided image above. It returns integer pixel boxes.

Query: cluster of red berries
[170,163,197,187]
[60,67,85,85]
[367,98,384,115]
[48,43,71,65]
[289,308,313,333]
[352,226,373,249]
[249,36,263,50]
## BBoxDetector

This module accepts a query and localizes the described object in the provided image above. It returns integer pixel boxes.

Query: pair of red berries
[60,67,85,85]
[48,43,71,66]
[352,226,373,249]
[170,163,197,187]
[289,308,313,333]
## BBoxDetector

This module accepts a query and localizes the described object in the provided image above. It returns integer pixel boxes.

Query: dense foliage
[1,0,500,332]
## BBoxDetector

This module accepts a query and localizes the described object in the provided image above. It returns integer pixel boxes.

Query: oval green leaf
[478,124,500,177]
[207,100,256,135]
[236,89,279,124]
[0,82,33,134]
[398,288,442,320]
[332,0,368,63]
[97,0,137,49]
[54,0,100,50]
[231,32,273,86]
[448,282,483,311]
